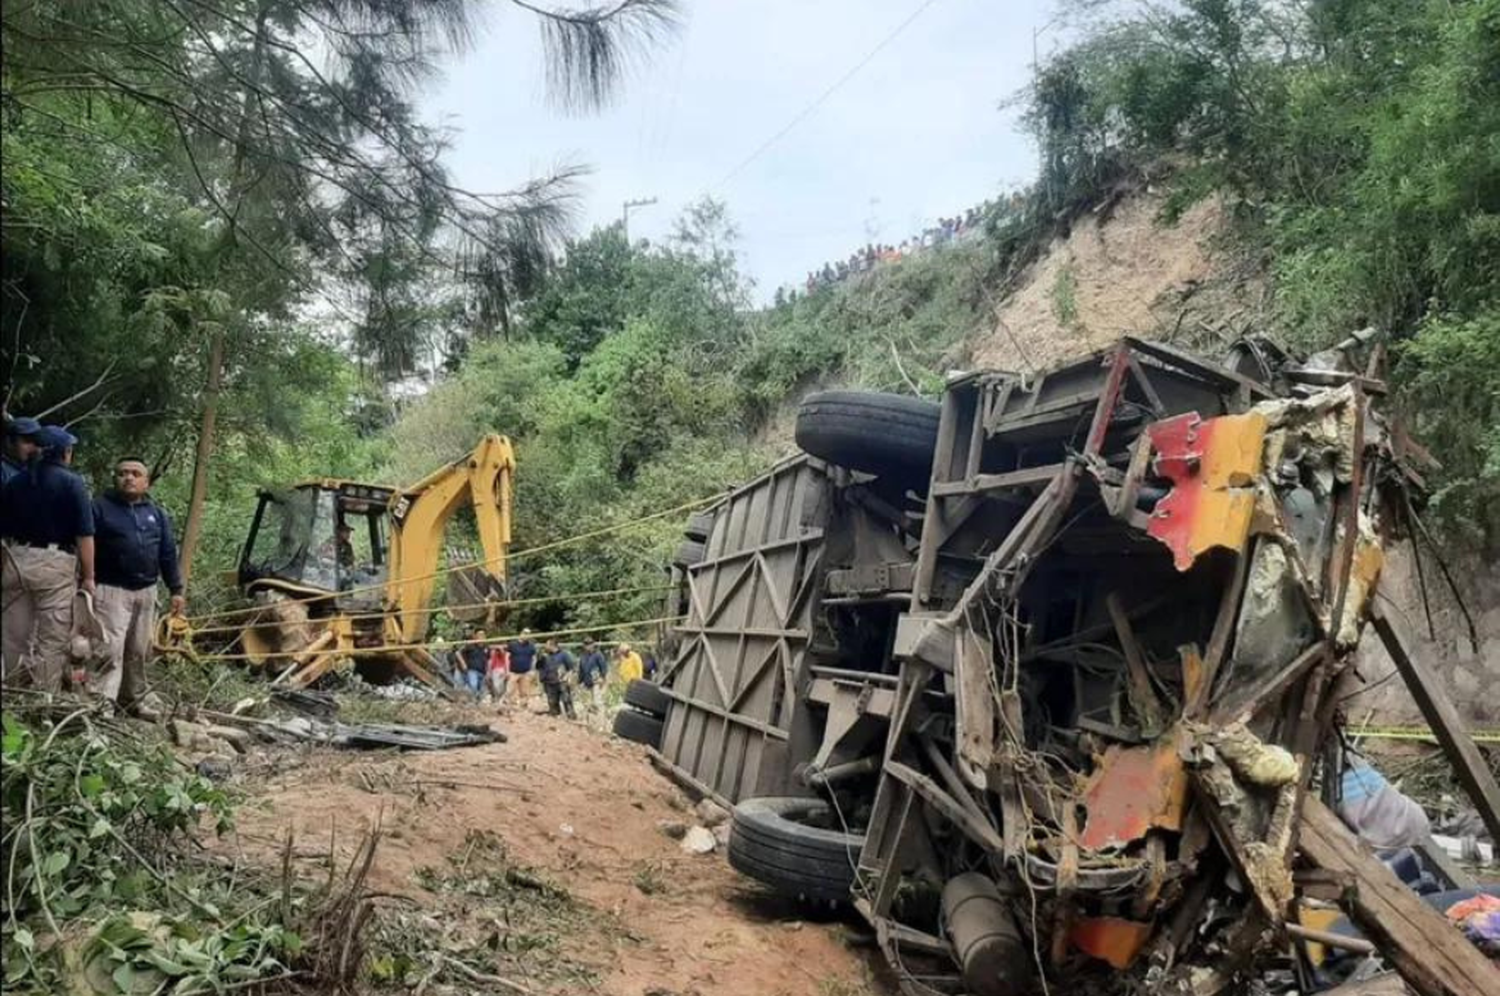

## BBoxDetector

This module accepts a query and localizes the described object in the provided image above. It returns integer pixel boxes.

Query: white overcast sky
[422,0,1062,301]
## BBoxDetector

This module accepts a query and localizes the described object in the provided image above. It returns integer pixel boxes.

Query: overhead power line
[710,0,946,193]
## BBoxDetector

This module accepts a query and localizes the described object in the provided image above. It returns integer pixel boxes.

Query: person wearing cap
[91,457,185,712]
[508,628,538,702]
[2,416,42,485]
[1,425,95,689]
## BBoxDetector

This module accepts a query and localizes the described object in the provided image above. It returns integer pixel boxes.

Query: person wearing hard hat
[1,415,42,485]
[0,425,96,689]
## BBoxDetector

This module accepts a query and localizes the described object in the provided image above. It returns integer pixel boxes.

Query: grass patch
[388,829,606,992]
[1050,264,1079,328]
[632,858,668,896]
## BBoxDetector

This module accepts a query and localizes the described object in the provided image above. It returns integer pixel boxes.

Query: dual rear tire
[613,678,671,749]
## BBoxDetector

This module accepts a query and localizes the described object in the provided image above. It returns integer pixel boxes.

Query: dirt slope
[968,189,1265,373]
[222,706,884,996]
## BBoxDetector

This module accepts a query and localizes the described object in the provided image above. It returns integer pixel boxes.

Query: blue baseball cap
[37,425,78,451]
[5,416,41,437]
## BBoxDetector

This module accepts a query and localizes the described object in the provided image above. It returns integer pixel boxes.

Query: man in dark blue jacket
[1,425,95,690]
[578,637,609,712]
[537,638,576,719]
[92,457,184,713]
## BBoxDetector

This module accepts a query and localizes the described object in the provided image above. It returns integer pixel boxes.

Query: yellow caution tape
[1350,726,1500,744]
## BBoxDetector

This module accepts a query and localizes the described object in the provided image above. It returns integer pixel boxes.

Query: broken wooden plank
[1371,603,1500,849]
[1298,797,1500,996]
[1107,592,1165,733]
[1211,643,1327,726]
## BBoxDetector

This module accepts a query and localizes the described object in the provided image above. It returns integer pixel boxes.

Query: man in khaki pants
[0,426,96,690]
[91,458,185,714]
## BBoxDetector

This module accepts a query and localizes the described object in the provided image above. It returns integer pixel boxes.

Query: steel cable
[177,491,721,626]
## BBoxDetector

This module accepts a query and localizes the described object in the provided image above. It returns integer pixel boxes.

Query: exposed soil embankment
[221,705,886,996]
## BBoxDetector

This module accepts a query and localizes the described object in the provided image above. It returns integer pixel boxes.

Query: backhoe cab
[233,434,515,688]
[239,481,395,604]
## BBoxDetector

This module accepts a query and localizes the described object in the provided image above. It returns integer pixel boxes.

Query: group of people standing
[440,628,652,720]
[2,415,184,716]
[790,203,991,300]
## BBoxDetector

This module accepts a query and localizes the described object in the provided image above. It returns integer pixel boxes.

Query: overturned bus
[632,335,1494,995]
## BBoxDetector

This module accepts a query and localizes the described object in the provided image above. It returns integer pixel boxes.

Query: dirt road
[223,703,885,995]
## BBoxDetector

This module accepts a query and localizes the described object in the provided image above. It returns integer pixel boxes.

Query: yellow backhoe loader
[232,434,515,689]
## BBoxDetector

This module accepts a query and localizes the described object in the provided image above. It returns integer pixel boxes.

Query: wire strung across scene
[176,491,722,627]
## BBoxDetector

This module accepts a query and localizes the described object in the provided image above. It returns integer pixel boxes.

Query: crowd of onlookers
[781,201,998,303]
[436,627,657,720]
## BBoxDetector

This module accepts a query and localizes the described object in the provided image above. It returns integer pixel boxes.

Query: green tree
[3,0,681,581]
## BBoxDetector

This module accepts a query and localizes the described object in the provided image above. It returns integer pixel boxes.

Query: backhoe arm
[385,434,516,644]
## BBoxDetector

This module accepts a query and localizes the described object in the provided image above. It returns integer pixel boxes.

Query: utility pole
[622,196,657,242]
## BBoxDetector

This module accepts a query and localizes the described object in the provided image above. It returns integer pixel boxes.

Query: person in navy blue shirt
[91,457,184,713]
[459,629,490,698]
[508,629,538,703]
[578,637,609,712]
[537,638,577,719]
[1,425,95,690]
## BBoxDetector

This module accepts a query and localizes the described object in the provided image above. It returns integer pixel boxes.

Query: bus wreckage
[644,336,1500,995]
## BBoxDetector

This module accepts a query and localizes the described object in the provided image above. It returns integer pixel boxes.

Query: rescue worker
[460,629,489,698]
[1,416,42,485]
[0,425,95,689]
[91,457,185,713]
[578,637,609,712]
[616,642,644,684]
[537,638,577,719]
[508,628,538,701]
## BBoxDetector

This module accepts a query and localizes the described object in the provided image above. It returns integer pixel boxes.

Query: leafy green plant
[0,708,294,994]
[1051,265,1080,328]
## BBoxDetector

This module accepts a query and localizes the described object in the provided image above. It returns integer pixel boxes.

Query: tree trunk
[177,0,269,587]
[178,328,225,585]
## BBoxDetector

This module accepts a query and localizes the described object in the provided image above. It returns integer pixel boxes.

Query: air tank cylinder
[941,872,1031,996]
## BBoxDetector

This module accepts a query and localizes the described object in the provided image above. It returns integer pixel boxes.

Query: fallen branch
[437,953,535,994]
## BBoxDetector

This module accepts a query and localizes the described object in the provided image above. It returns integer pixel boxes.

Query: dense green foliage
[382,202,1011,635]
[1,0,677,588]
[0,708,300,994]
[1031,0,1500,544]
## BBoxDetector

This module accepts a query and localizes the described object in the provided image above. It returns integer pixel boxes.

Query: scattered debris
[195,710,507,751]
[338,721,504,751]
[695,798,731,827]
[680,826,717,854]
[657,819,689,840]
